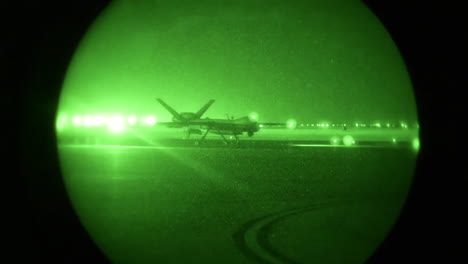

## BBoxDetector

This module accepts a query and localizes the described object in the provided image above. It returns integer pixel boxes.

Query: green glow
[330,136,340,145]
[56,114,68,131]
[142,115,157,126]
[56,122,65,132]
[93,115,106,126]
[55,1,420,263]
[392,138,397,143]
[57,114,68,126]
[259,124,264,128]
[386,123,390,127]
[72,115,82,126]
[84,115,93,127]
[412,138,420,152]
[375,123,381,128]
[127,115,137,126]
[287,119,297,129]
[342,135,354,146]
[248,112,259,122]
[108,116,125,132]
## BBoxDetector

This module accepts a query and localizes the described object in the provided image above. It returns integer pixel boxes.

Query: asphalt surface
[58,138,417,263]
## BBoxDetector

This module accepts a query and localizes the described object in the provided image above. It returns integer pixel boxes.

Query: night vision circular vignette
[56,1,420,263]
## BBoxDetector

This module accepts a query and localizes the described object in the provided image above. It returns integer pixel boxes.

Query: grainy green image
[56,0,420,263]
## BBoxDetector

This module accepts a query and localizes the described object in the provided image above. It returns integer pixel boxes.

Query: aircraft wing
[154,122,185,128]
[187,120,239,130]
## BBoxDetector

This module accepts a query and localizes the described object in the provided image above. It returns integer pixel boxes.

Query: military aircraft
[155,98,284,145]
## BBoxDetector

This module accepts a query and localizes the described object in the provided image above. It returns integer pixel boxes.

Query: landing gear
[197,127,240,147]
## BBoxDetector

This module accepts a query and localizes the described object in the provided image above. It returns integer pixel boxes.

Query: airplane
[156,98,214,124]
[155,98,284,145]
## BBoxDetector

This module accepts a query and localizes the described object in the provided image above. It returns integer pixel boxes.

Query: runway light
[84,115,93,127]
[93,115,106,126]
[56,114,68,131]
[412,138,420,152]
[127,115,137,126]
[72,115,82,126]
[56,122,65,132]
[146,115,157,126]
[343,135,354,146]
[286,119,297,129]
[330,136,340,145]
[108,116,125,132]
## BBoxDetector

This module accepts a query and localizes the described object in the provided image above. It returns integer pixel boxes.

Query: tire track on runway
[233,200,342,264]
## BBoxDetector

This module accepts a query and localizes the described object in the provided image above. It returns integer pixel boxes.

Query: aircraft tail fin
[195,99,215,118]
[156,98,184,121]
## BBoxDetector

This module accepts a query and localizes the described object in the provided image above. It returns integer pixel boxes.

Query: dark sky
[59,0,418,124]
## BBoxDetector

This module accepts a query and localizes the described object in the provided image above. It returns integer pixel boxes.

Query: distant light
[343,135,354,146]
[72,115,82,126]
[259,124,264,128]
[145,115,157,126]
[108,116,125,132]
[386,123,390,127]
[93,115,105,126]
[56,114,68,130]
[300,124,304,127]
[57,114,68,125]
[330,136,340,145]
[56,122,65,132]
[249,112,259,122]
[84,115,93,126]
[311,124,314,126]
[376,123,381,128]
[355,123,359,127]
[326,124,329,127]
[127,115,137,126]
[286,119,297,129]
[412,138,420,152]
[392,138,397,143]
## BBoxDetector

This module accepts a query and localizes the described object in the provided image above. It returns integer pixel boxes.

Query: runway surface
[58,131,418,263]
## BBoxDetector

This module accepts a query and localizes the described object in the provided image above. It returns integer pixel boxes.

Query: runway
[58,131,418,263]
